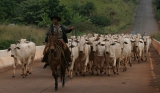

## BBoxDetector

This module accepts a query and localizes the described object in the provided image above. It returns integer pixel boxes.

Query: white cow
[121,38,132,72]
[68,41,79,79]
[8,41,36,78]
[133,38,145,63]
[92,41,106,75]
[105,41,122,76]
[143,36,151,61]
[77,37,91,76]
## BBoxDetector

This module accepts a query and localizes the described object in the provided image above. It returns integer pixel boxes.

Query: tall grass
[0,25,46,49]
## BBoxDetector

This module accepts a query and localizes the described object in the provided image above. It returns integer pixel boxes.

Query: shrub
[0,40,16,50]
[90,15,111,27]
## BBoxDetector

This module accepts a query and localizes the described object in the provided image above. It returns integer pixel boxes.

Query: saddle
[56,40,67,50]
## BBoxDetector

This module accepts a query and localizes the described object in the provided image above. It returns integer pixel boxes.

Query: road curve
[0,0,160,93]
[132,0,159,35]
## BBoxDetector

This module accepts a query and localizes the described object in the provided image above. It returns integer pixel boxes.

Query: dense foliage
[154,0,160,20]
[0,0,139,49]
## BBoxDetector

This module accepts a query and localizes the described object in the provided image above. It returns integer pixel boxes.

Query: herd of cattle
[67,33,151,79]
[6,33,151,78]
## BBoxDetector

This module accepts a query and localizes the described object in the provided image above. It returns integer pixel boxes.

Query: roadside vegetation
[153,0,160,40]
[0,0,139,49]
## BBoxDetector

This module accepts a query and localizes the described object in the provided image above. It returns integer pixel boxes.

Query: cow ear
[25,41,29,43]
[86,42,92,45]
[16,47,20,49]
[103,39,107,41]
[17,40,20,43]
[124,42,128,44]
[70,45,75,48]
[7,48,11,52]
[110,43,115,45]
[95,37,100,41]
[96,42,100,46]
[139,41,143,43]
[75,40,79,43]
[85,39,89,41]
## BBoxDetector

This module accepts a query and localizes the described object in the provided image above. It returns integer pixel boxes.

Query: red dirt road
[0,45,158,93]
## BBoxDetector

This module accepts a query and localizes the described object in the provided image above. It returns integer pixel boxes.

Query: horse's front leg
[53,71,58,91]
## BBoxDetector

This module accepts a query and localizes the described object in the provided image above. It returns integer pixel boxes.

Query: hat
[51,15,61,21]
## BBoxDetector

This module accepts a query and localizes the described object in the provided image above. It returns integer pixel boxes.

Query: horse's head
[48,32,58,51]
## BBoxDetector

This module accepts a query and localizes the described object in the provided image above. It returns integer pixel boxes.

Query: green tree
[70,2,96,17]
[14,0,48,24]
[0,0,16,23]
[47,0,70,25]
[90,15,111,27]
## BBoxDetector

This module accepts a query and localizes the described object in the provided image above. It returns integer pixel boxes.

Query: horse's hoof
[108,74,110,76]
[29,72,32,74]
[62,85,65,87]
[12,76,15,78]
[27,71,30,73]
[130,65,132,67]
[97,74,99,76]
[117,73,119,75]
[55,88,58,91]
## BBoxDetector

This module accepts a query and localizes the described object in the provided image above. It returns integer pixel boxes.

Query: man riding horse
[42,15,75,68]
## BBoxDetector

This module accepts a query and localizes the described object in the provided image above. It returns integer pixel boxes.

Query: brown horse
[47,33,67,91]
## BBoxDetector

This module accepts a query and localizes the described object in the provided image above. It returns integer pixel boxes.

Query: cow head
[135,38,144,48]
[7,44,20,57]
[92,41,100,52]
[105,41,111,55]
[79,38,86,53]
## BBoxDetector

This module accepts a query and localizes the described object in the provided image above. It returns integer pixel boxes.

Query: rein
[50,45,61,59]
[49,42,69,68]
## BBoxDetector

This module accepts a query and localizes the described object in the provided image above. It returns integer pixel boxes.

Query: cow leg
[141,50,144,62]
[116,59,120,75]
[100,60,104,74]
[83,57,89,76]
[107,65,110,76]
[123,58,127,72]
[144,50,148,62]
[96,62,99,76]
[107,61,110,76]
[12,62,16,78]
[23,63,28,78]
[113,58,117,74]
[29,57,34,74]
[134,53,136,61]
[70,58,75,79]
[89,61,93,74]
[21,62,24,76]
[129,57,132,67]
